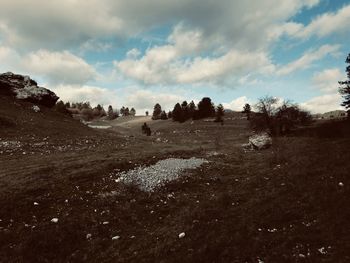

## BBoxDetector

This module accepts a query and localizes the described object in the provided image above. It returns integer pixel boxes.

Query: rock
[32,105,40,112]
[51,218,59,223]
[112,235,120,240]
[178,232,186,238]
[0,72,59,107]
[248,132,272,150]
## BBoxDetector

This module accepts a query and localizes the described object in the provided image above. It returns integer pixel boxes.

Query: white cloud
[276,44,340,75]
[79,39,113,54]
[126,48,141,59]
[301,94,343,114]
[312,68,344,93]
[294,4,350,39]
[50,84,118,108]
[22,50,97,85]
[0,46,21,73]
[115,26,275,86]
[125,89,186,114]
[223,96,251,111]
[0,0,320,51]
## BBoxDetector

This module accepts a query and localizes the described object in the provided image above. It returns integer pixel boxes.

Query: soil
[1,98,350,262]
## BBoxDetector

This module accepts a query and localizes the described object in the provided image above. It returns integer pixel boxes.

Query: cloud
[0,0,320,50]
[124,89,186,114]
[50,84,118,108]
[312,68,344,93]
[223,96,251,111]
[115,26,275,86]
[79,39,113,54]
[301,94,343,114]
[126,48,141,59]
[22,50,97,85]
[294,4,350,39]
[276,44,340,75]
[0,46,21,73]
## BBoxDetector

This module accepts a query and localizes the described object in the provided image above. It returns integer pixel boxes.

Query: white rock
[112,235,120,240]
[248,132,272,150]
[51,218,59,223]
[33,202,39,206]
[86,233,92,239]
[339,182,344,187]
[318,247,327,255]
[178,232,186,239]
[32,105,40,112]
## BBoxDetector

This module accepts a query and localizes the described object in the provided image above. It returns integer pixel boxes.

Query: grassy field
[1,106,350,262]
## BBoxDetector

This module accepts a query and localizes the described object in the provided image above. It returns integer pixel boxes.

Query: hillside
[1,100,350,262]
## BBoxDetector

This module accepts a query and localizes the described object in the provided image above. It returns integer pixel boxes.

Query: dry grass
[1,113,350,262]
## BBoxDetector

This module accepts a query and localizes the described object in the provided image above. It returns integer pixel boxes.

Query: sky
[0,0,350,114]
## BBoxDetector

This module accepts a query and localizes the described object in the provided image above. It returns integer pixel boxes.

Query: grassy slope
[0,112,350,262]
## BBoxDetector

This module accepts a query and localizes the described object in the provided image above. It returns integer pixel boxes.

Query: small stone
[112,235,120,240]
[86,233,92,239]
[33,202,39,206]
[51,218,59,223]
[178,232,186,239]
[339,182,344,187]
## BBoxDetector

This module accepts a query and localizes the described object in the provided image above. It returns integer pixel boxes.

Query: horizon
[1,0,350,114]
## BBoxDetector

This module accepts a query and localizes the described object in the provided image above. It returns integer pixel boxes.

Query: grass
[1,115,350,262]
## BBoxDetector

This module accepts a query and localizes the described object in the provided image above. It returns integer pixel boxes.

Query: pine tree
[181,101,189,121]
[243,103,251,120]
[130,108,136,116]
[107,105,116,120]
[172,103,184,122]
[120,106,125,116]
[339,53,350,115]
[197,97,215,118]
[152,103,162,120]
[160,111,168,120]
[215,104,224,122]
[188,100,196,119]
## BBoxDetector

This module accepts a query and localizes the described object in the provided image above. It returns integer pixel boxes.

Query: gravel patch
[114,158,208,192]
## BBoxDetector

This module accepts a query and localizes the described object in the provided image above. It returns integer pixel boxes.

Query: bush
[251,96,312,136]
[81,108,94,121]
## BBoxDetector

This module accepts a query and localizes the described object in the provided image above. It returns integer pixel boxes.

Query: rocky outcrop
[0,72,59,107]
[247,132,272,150]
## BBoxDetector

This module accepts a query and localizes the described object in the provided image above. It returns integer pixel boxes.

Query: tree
[160,111,168,120]
[130,108,136,116]
[188,100,196,119]
[252,96,311,135]
[172,103,184,122]
[107,105,118,120]
[215,104,224,122]
[54,100,70,115]
[152,103,162,120]
[197,97,215,119]
[255,96,278,132]
[145,111,149,116]
[339,53,350,116]
[243,103,251,120]
[120,106,125,116]
[181,101,189,121]
[167,111,173,119]
[124,107,130,116]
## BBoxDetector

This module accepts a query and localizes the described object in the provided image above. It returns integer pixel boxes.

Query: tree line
[151,97,224,123]
[54,101,136,121]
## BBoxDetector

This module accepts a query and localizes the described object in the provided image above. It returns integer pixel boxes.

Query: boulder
[248,132,272,150]
[0,72,59,107]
